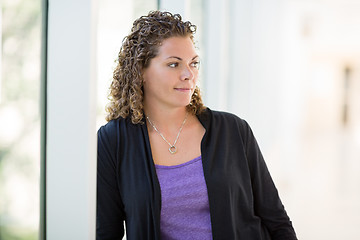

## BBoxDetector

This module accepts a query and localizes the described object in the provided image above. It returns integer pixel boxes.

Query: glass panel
[0,0,41,239]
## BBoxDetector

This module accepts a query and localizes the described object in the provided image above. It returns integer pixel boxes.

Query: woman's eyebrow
[166,55,199,60]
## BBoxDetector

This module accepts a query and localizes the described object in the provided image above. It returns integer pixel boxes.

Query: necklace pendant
[146,113,188,155]
[169,146,177,154]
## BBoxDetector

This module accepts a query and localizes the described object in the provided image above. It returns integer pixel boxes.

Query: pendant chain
[146,113,188,154]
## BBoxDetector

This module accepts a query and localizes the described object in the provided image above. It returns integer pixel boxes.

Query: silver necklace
[146,113,188,154]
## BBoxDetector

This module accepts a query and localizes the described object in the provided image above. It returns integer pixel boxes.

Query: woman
[97,10,297,240]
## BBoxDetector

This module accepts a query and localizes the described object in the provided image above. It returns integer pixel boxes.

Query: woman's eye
[191,61,200,69]
[168,63,178,68]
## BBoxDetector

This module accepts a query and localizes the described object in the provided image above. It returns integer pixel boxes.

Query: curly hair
[105,10,205,124]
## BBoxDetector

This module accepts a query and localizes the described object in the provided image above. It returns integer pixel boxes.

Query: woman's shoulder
[98,118,120,132]
[97,119,119,146]
[97,117,128,140]
[98,116,145,141]
[98,116,137,131]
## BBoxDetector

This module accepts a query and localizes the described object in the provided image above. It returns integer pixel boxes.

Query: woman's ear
[142,70,147,83]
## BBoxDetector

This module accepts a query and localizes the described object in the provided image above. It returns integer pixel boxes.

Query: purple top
[155,156,213,240]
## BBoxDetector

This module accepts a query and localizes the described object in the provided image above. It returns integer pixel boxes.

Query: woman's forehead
[156,37,197,59]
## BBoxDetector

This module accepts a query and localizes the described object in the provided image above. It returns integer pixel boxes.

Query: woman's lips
[174,87,192,92]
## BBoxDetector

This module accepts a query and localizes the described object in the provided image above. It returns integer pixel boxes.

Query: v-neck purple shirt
[155,156,212,240]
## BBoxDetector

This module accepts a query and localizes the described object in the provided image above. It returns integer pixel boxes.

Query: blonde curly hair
[105,10,205,124]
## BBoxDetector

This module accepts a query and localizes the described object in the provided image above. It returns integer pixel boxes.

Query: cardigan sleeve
[241,120,297,240]
[97,123,125,240]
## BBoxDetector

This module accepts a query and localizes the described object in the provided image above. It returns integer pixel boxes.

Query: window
[0,0,42,239]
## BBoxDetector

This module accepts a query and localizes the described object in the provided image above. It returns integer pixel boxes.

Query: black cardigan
[97,108,297,240]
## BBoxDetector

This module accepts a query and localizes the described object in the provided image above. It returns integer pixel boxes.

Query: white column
[46,0,98,239]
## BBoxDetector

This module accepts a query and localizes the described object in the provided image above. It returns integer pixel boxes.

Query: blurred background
[0,0,41,239]
[1,0,360,239]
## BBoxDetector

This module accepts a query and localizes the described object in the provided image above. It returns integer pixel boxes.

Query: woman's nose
[181,66,194,81]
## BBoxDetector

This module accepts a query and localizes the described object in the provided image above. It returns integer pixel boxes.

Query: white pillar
[46,0,98,239]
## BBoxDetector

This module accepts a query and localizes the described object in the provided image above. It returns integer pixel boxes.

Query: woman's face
[142,36,199,111]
